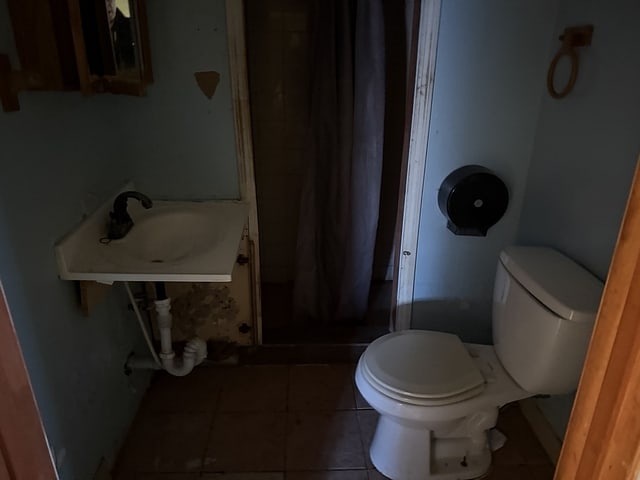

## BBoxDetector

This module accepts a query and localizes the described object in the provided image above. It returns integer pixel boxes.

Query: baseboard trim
[519,398,562,465]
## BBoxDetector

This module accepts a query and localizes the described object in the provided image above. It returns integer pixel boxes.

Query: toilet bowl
[355,246,604,480]
[355,333,530,480]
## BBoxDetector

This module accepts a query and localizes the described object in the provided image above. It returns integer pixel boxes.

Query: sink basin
[55,188,249,283]
[114,205,222,265]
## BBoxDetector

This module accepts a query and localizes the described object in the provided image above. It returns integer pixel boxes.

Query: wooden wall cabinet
[0,0,153,112]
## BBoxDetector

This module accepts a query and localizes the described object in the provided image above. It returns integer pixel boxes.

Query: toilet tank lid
[500,246,604,323]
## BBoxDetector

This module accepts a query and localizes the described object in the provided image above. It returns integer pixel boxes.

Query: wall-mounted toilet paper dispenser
[438,165,509,236]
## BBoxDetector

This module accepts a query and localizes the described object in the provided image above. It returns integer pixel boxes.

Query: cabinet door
[6,0,152,96]
[7,0,80,90]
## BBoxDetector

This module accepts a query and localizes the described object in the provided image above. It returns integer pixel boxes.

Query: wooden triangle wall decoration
[194,71,221,99]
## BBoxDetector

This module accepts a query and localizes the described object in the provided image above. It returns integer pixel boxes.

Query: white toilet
[355,246,604,480]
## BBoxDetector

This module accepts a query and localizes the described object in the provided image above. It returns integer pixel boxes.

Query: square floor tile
[491,439,526,466]
[218,366,289,412]
[366,470,389,480]
[116,412,212,474]
[286,411,365,470]
[356,410,379,469]
[351,366,371,410]
[201,474,284,480]
[521,464,555,479]
[205,412,286,472]
[485,463,555,479]
[136,474,199,480]
[287,471,368,480]
[494,405,550,466]
[354,388,371,410]
[142,367,225,413]
[289,365,355,411]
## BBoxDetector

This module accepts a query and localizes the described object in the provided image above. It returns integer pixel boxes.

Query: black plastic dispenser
[438,165,509,236]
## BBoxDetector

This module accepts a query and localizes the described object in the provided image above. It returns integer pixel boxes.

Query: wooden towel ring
[547,48,579,99]
[546,25,594,100]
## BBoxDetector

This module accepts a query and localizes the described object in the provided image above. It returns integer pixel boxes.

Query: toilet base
[369,415,491,480]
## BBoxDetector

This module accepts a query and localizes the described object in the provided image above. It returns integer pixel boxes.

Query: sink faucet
[107,191,153,240]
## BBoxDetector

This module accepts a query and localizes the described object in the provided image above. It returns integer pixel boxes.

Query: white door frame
[393,0,442,331]
[225,0,263,344]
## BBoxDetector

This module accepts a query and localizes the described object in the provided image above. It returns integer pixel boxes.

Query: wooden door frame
[226,0,263,344]
[0,282,57,479]
[554,157,640,480]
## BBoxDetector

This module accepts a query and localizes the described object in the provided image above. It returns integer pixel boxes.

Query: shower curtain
[293,0,386,324]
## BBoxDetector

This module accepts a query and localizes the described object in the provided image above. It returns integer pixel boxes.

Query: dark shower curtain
[293,0,386,324]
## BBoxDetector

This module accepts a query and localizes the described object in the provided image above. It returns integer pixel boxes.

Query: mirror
[80,0,152,94]
[107,0,140,76]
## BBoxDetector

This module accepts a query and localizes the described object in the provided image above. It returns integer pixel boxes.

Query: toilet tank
[492,246,604,394]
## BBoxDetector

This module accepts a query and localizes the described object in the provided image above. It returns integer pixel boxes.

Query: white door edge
[394,0,442,331]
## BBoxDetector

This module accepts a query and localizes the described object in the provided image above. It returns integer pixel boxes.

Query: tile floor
[113,365,555,480]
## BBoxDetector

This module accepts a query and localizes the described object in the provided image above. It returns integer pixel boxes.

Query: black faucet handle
[107,191,153,240]
[113,191,153,216]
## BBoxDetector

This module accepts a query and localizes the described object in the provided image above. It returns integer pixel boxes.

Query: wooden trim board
[0,282,57,479]
[225,0,263,344]
[555,157,640,480]
[393,0,442,331]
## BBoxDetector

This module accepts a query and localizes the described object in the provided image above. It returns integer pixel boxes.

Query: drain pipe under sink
[124,282,207,377]
[154,297,207,376]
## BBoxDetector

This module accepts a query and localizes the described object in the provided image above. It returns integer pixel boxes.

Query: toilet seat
[361,330,486,406]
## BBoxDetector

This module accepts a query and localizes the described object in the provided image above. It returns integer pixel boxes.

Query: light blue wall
[0,0,237,478]
[411,0,558,342]
[412,0,640,440]
[518,0,640,279]
[518,0,640,438]
[114,0,239,200]
[0,92,151,479]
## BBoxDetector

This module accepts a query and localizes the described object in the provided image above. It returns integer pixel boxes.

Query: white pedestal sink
[55,189,249,283]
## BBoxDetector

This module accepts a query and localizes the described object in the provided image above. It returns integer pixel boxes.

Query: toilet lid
[362,330,485,399]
